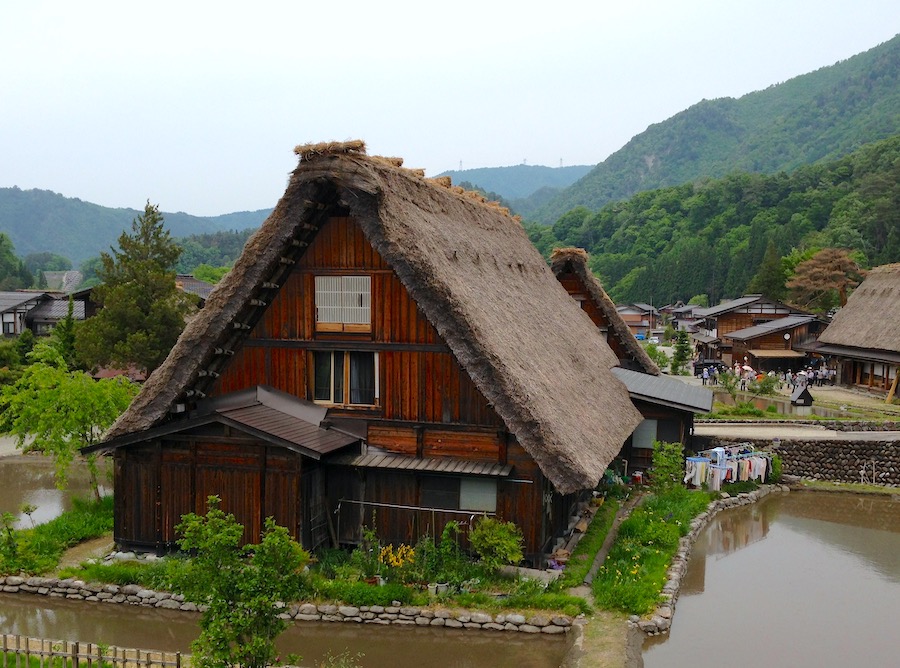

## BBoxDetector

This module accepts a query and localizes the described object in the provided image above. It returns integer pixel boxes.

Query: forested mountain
[0,187,271,266]
[527,134,900,305]
[531,33,900,224]
[437,164,592,201]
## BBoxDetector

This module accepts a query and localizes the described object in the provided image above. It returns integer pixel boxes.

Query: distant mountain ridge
[527,33,900,223]
[437,164,593,201]
[0,187,271,265]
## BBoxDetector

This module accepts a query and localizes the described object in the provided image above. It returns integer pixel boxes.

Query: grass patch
[797,480,898,495]
[557,498,619,588]
[592,487,713,615]
[57,556,178,589]
[1,496,113,575]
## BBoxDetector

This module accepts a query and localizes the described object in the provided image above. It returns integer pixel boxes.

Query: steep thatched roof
[818,263,900,354]
[550,247,660,375]
[105,141,641,494]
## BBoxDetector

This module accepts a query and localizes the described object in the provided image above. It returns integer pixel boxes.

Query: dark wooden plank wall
[213,216,502,428]
[115,438,303,550]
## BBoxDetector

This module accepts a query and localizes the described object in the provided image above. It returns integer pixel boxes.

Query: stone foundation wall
[696,435,900,486]
[0,576,572,635]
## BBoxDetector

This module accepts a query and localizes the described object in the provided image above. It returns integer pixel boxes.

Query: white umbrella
[796,370,808,376]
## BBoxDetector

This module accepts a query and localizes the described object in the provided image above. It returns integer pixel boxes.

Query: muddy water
[643,492,900,668]
[0,593,567,667]
[0,453,110,525]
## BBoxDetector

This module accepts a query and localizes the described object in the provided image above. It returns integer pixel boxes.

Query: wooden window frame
[311,350,379,407]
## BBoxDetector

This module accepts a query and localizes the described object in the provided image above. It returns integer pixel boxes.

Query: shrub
[468,517,524,573]
[770,455,783,483]
[650,441,684,494]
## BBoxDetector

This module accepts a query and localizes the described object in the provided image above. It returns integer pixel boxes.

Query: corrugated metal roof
[749,350,805,359]
[692,296,763,318]
[219,403,355,455]
[330,451,513,477]
[725,315,816,341]
[612,367,713,413]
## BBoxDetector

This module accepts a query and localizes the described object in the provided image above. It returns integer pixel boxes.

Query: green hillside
[532,33,900,224]
[0,187,270,266]
[528,134,900,306]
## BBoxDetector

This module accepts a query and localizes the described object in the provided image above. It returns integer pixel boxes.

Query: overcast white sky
[1,1,898,216]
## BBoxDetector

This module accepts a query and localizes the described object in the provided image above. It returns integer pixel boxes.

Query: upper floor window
[313,350,378,406]
[315,275,371,333]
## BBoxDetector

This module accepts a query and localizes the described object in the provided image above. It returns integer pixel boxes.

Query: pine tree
[75,202,195,375]
[747,239,787,300]
[786,248,866,312]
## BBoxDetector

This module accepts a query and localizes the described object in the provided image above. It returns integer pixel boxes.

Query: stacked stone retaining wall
[0,576,572,635]
[695,435,900,486]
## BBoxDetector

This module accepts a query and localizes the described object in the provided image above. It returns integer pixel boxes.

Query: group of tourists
[695,360,838,390]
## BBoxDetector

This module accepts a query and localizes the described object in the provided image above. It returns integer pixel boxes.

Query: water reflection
[644,492,900,668]
[0,454,110,525]
[0,593,566,668]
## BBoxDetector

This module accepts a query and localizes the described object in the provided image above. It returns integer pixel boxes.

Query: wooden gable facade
[94,143,642,566]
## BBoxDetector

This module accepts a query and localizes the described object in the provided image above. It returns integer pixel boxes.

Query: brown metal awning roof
[748,350,806,359]
[85,385,359,459]
[330,451,513,477]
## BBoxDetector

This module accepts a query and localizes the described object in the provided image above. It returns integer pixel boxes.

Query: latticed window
[315,275,371,332]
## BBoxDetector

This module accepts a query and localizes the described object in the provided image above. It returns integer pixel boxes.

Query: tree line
[527,133,900,310]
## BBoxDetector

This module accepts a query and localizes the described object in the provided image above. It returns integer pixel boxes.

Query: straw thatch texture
[106,148,641,494]
[550,248,660,375]
[818,263,900,353]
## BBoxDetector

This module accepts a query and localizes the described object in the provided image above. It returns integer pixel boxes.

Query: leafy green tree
[23,252,72,278]
[650,441,684,495]
[468,516,524,573]
[747,239,787,300]
[0,233,32,290]
[644,343,670,371]
[192,263,230,284]
[670,330,691,375]
[687,294,708,307]
[14,329,34,365]
[78,256,103,288]
[49,297,78,369]
[175,496,310,668]
[0,343,138,498]
[76,202,195,375]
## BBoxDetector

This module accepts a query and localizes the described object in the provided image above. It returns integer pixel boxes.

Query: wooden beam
[886,367,899,404]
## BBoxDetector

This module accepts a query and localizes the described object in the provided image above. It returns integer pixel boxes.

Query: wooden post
[886,367,899,404]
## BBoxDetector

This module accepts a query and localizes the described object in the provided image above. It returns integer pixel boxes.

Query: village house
[87,141,642,565]
[550,248,712,474]
[0,291,84,337]
[813,263,900,396]
[615,302,659,339]
[691,295,816,367]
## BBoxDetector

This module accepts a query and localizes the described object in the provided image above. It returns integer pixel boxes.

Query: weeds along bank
[627,484,789,636]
